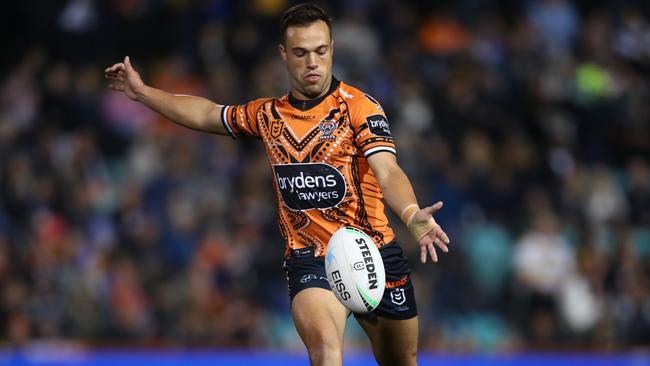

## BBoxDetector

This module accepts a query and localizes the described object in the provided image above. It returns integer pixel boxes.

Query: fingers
[441,231,450,244]
[420,242,428,263]
[429,226,450,250]
[105,63,125,75]
[429,243,438,263]
[420,236,438,263]
[108,83,124,91]
[124,56,134,71]
[435,226,450,244]
[419,228,450,264]
[433,234,449,253]
[422,201,443,215]
[104,56,133,77]
[105,71,125,81]
[420,240,438,264]
[422,227,449,251]
[105,57,135,93]
[104,65,125,82]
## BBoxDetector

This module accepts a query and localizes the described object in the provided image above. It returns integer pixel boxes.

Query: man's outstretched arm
[105,56,228,135]
[368,152,450,263]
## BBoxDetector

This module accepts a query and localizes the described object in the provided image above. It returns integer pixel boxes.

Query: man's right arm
[105,56,229,135]
[135,86,227,135]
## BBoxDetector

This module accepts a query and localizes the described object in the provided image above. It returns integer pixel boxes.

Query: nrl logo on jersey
[319,119,338,141]
[270,119,283,138]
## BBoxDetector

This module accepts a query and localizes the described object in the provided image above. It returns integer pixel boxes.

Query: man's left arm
[368,152,450,263]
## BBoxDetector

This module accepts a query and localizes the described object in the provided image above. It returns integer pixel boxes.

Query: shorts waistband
[288,240,398,259]
[289,247,317,258]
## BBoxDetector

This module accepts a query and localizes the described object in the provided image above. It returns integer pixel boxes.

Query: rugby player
[105,4,450,366]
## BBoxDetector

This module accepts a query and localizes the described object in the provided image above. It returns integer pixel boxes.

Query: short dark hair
[280,4,332,44]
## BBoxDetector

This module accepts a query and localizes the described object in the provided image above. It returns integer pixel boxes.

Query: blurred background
[0,0,649,362]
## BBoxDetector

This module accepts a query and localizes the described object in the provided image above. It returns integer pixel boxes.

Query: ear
[330,40,334,56]
[279,44,287,62]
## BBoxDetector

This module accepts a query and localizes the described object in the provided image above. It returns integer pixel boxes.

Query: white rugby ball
[325,227,385,313]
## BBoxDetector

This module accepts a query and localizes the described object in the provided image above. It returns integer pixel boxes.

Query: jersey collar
[288,77,340,111]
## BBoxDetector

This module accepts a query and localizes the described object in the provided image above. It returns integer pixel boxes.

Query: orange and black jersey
[221,78,396,258]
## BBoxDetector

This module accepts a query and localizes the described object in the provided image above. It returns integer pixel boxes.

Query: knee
[401,348,418,366]
[304,332,343,365]
[378,345,417,366]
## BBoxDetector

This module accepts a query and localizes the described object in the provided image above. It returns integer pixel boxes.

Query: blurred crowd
[1,0,649,352]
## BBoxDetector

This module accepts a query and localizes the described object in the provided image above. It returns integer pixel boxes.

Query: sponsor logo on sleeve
[274,163,346,210]
[366,114,392,137]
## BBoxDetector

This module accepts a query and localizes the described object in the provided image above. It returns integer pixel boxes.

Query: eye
[317,47,327,55]
[294,50,306,57]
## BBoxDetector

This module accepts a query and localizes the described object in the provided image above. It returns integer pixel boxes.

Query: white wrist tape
[400,204,420,224]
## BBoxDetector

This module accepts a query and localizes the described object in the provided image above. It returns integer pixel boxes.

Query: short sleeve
[350,94,396,158]
[221,98,270,139]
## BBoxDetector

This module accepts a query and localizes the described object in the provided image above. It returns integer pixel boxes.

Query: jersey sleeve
[350,94,396,158]
[220,98,270,139]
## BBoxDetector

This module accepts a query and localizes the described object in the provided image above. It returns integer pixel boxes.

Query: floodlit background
[0,0,649,364]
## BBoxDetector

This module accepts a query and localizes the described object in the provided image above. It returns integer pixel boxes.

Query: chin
[303,84,324,98]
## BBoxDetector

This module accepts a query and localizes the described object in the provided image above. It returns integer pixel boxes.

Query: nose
[306,52,317,69]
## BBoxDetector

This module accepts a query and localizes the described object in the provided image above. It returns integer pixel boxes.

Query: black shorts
[283,241,417,320]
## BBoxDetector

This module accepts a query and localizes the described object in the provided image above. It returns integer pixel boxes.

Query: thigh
[291,287,350,364]
[356,315,419,366]
[284,249,350,365]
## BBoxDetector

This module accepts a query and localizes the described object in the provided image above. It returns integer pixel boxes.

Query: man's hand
[367,152,451,264]
[407,201,450,263]
[105,56,145,101]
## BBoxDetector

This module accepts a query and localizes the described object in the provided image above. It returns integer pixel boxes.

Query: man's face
[279,20,333,99]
